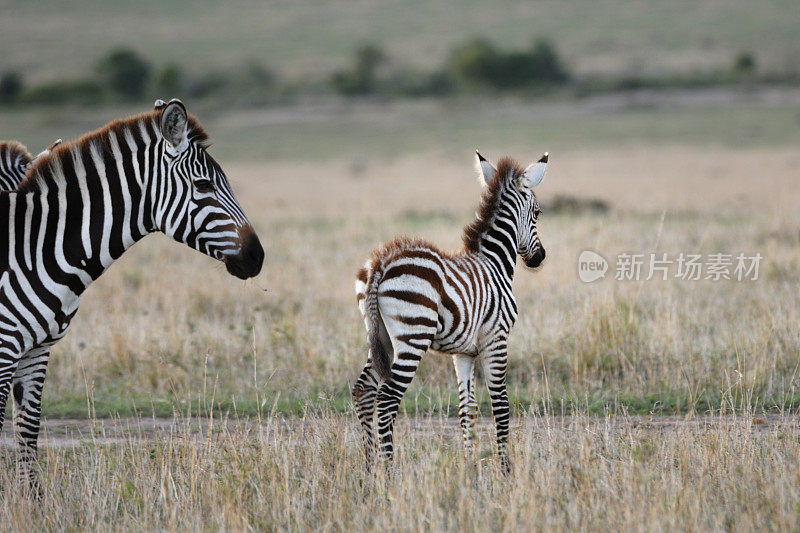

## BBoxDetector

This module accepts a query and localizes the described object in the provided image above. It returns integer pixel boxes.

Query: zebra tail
[366,269,392,381]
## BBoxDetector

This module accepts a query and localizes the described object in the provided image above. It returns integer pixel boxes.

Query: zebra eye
[194,179,214,193]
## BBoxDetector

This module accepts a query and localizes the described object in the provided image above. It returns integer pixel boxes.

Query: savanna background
[1,0,799,530]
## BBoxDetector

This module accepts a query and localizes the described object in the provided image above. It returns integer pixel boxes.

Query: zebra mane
[462,156,528,253]
[15,109,210,194]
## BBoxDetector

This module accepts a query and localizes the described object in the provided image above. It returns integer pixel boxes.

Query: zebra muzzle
[224,227,264,279]
[524,247,546,268]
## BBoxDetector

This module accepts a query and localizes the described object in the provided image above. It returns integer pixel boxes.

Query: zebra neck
[16,141,157,297]
[477,209,518,280]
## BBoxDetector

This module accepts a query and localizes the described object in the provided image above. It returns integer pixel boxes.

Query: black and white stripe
[0,142,32,190]
[0,140,62,490]
[0,140,62,191]
[353,151,548,473]
[0,99,263,492]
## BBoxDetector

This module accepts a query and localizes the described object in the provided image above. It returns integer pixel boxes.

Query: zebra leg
[0,350,21,432]
[352,360,380,468]
[0,347,22,489]
[482,342,511,474]
[452,354,477,456]
[12,347,49,494]
[376,331,433,463]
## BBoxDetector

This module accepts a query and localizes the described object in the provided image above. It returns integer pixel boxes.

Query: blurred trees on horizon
[0,35,782,109]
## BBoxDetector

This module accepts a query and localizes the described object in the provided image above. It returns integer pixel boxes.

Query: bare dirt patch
[1,414,795,449]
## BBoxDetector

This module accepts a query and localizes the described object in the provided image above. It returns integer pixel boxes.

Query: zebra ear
[160,99,188,148]
[475,150,496,187]
[154,99,166,110]
[520,152,548,189]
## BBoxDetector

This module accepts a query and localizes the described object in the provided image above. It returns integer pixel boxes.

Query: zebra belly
[431,281,483,355]
[430,330,480,356]
[0,312,71,355]
[429,343,479,356]
[0,273,78,356]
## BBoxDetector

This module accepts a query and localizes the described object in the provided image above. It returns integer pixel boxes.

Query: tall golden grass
[48,146,800,410]
[1,145,798,528]
[1,413,798,530]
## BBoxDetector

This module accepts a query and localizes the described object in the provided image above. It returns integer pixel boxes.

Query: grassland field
[1,1,800,528]
[0,92,798,420]
[1,95,799,530]
[1,413,799,530]
[0,88,799,531]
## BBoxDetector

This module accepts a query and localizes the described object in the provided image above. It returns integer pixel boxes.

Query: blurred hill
[2,0,798,84]
[1,0,799,160]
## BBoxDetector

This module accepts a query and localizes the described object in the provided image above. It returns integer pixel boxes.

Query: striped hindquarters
[357,238,485,372]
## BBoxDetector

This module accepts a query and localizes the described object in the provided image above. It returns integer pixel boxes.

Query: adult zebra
[0,99,264,491]
[353,151,548,473]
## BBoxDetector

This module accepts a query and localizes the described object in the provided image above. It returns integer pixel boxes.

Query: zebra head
[514,153,548,268]
[476,151,548,269]
[154,99,264,279]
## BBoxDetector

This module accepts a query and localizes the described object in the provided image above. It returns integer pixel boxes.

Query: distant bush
[188,70,228,98]
[733,51,757,75]
[331,44,387,95]
[235,60,278,105]
[526,39,570,83]
[390,70,454,97]
[242,60,276,89]
[447,38,497,85]
[447,37,569,89]
[182,60,279,105]
[0,71,23,104]
[21,79,103,105]
[96,48,152,100]
[153,63,185,97]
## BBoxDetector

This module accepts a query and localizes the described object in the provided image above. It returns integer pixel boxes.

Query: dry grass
[0,414,798,530]
[45,145,800,415]
[1,143,799,528]
[4,2,800,526]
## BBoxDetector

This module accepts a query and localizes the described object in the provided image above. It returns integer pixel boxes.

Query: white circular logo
[578,250,608,283]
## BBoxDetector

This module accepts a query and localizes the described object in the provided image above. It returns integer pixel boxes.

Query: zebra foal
[0,99,263,492]
[353,151,549,473]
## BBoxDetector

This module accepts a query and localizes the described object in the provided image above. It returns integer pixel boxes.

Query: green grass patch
[3,96,800,164]
[28,387,800,420]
